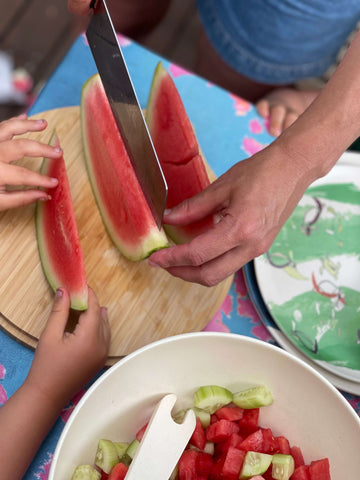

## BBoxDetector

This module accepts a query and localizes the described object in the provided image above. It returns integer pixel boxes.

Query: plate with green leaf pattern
[254,152,360,383]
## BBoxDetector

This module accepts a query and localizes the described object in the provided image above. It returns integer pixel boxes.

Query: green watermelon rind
[35,130,88,311]
[145,62,214,245]
[80,74,169,262]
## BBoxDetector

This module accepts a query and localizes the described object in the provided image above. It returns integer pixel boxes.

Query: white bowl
[49,333,360,479]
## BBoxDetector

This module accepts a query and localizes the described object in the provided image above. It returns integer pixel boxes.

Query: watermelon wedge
[80,74,169,261]
[36,130,88,311]
[145,62,215,244]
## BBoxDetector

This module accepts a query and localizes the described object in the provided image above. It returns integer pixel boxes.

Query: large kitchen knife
[86,0,167,229]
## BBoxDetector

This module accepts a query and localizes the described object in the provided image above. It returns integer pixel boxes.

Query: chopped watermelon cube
[261,428,279,454]
[291,445,305,468]
[135,422,148,442]
[210,414,219,424]
[190,417,207,450]
[238,428,264,452]
[217,432,244,454]
[221,446,246,480]
[209,454,225,480]
[206,419,240,443]
[215,406,244,422]
[196,451,213,477]
[292,465,311,480]
[178,449,198,480]
[108,462,128,480]
[309,458,331,480]
[238,408,260,436]
[276,435,291,454]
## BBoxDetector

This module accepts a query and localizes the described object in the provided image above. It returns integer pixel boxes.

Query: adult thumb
[164,185,221,226]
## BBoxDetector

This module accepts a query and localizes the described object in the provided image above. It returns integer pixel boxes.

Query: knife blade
[86,0,167,229]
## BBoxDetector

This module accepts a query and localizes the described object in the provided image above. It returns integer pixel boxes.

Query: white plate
[254,151,360,383]
[243,261,360,396]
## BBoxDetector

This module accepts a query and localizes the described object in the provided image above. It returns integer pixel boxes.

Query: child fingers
[0,138,62,164]
[42,288,72,338]
[0,163,58,188]
[0,189,50,211]
[256,99,270,119]
[78,287,110,343]
[78,287,101,327]
[0,116,47,141]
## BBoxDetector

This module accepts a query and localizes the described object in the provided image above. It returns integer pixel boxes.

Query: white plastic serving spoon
[124,393,196,480]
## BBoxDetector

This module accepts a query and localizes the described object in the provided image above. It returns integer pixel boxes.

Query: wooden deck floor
[0,0,200,121]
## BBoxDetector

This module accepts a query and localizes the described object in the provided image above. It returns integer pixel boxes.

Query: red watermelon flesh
[36,130,88,310]
[81,74,169,261]
[146,62,215,244]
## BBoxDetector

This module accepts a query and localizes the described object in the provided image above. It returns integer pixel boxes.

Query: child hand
[256,88,319,137]
[25,286,111,408]
[0,114,62,211]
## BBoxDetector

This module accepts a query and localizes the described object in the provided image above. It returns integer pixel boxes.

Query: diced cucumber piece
[118,453,132,467]
[113,441,129,460]
[94,439,119,474]
[71,464,101,480]
[271,453,295,480]
[203,441,215,455]
[191,407,211,428]
[126,438,140,459]
[240,451,273,479]
[233,385,274,409]
[193,385,233,414]
[172,409,186,424]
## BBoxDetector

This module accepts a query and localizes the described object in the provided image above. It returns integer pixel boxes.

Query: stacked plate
[244,151,360,395]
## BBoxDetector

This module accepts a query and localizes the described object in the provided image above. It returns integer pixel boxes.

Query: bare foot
[256,88,319,136]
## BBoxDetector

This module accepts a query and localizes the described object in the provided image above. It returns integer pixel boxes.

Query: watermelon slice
[145,62,215,244]
[80,74,169,261]
[36,130,88,310]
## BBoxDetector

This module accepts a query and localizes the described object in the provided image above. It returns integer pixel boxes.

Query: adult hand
[0,114,61,211]
[149,140,317,286]
[26,286,110,409]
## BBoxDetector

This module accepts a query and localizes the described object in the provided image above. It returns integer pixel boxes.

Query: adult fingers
[161,241,256,286]
[0,138,62,164]
[0,190,50,211]
[150,212,250,270]
[163,179,227,226]
[0,116,48,141]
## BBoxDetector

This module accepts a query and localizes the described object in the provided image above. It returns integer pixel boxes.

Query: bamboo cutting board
[0,107,232,365]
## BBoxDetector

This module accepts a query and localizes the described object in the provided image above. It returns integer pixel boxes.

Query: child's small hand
[25,286,111,408]
[0,114,62,211]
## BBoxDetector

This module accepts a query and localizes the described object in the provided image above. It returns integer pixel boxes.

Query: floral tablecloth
[0,34,359,479]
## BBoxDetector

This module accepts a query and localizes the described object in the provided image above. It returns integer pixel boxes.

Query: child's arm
[0,114,61,211]
[0,286,110,480]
